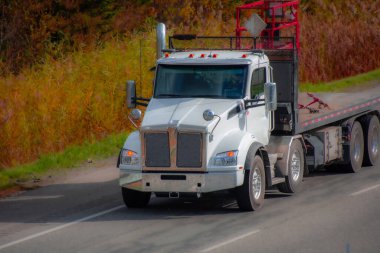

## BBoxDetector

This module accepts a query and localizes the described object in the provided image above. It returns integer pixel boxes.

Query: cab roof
[157,50,269,65]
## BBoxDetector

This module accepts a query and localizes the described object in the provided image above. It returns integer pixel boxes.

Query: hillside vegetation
[1,0,380,171]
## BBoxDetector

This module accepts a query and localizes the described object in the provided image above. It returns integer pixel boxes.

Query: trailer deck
[297,85,380,133]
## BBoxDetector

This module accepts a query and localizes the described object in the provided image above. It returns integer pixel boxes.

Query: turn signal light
[227,151,235,157]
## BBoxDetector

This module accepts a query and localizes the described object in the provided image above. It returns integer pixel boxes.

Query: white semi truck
[118,1,380,211]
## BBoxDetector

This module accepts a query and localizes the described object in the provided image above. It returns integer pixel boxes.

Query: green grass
[300,68,380,93]
[0,132,129,190]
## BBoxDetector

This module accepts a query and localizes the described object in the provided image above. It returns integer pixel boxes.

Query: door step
[271,177,285,185]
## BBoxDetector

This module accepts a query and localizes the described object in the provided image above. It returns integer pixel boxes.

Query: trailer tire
[346,121,364,173]
[122,187,151,208]
[362,115,380,166]
[235,155,266,212]
[278,139,304,194]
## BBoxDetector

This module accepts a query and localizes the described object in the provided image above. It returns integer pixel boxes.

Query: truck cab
[119,45,286,211]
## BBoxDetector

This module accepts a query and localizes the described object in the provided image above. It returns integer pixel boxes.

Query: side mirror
[264,82,277,111]
[126,80,136,108]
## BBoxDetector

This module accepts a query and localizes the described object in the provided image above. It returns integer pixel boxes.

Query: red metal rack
[236,0,300,51]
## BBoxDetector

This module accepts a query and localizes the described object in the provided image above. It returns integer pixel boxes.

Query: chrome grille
[145,133,170,167]
[177,133,202,168]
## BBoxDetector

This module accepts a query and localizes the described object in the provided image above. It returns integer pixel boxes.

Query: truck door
[246,66,271,144]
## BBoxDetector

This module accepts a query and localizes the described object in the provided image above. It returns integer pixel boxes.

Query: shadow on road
[0,164,377,226]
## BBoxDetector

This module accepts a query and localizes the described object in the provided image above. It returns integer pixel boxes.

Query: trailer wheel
[235,155,266,211]
[362,115,380,166]
[346,121,364,173]
[278,139,304,194]
[122,187,151,208]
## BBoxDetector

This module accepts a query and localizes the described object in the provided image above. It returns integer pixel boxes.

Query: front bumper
[119,169,244,193]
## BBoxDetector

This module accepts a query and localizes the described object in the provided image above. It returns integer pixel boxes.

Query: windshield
[154,65,248,99]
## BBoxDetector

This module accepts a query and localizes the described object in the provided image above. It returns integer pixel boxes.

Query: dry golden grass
[0,31,156,168]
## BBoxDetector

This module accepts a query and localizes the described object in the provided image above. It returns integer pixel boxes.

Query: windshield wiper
[189,95,226,98]
[156,94,184,98]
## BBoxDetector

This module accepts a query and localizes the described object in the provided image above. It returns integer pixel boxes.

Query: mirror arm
[135,102,149,107]
[135,97,151,102]
[246,103,265,109]
[128,115,139,128]
[132,97,150,107]
[245,99,265,109]
[209,115,221,142]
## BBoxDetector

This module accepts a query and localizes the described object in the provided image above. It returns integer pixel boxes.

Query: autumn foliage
[1,0,380,168]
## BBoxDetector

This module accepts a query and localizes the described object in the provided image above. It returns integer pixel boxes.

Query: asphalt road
[0,159,380,253]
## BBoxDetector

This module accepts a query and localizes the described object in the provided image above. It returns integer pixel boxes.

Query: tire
[122,187,151,208]
[278,139,304,193]
[235,155,266,212]
[345,121,364,173]
[362,115,380,166]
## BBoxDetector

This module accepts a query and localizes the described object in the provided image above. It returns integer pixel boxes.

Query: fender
[209,129,265,168]
[123,131,141,152]
[244,142,265,170]
[240,141,272,188]
[119,131,142,170]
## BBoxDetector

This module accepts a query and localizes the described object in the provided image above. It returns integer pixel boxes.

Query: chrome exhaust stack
[156,23,166,60]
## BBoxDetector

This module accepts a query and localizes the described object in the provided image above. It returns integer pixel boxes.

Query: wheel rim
[371,125,379,157]
[252,167,262,200]
[353,131,361,162]
[291,152,301,181]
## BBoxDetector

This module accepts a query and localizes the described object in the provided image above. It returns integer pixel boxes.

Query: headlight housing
[214,150,238,166]
[120,149,139,165]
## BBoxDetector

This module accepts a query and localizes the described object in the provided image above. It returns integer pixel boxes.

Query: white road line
[350,184,380,196]
[200,229,260,252]
[0,195,63,202]
[0,205,124,251]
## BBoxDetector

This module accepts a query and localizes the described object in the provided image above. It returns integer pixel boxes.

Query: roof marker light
[200,54,206,58]
[165,53,170,58]
[189,53,194,58]
[242,54,247,58]
[212,54,218,58]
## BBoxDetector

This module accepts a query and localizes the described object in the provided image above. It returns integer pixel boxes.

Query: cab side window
[251,67,266,99]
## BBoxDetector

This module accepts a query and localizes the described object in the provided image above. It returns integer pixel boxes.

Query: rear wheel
[346,121,364,173]
[278,139,304,193]
[236,155,266,212]
[122,187,151,208]
[362,115,380,166]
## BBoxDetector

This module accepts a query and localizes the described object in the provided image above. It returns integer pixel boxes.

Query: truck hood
[141,98,240,132]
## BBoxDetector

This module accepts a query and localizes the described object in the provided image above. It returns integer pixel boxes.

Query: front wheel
[278,139,304,193]
[122,187,151,208]
[235,155,266,212]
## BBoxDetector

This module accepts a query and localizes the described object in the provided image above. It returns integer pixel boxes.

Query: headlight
[214,150,238,166]
[121,149,139,165]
